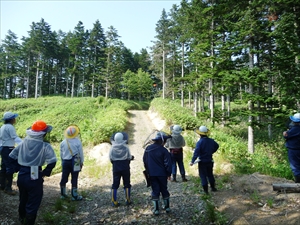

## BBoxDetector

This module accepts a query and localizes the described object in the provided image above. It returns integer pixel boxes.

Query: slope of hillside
[1,110,300,225]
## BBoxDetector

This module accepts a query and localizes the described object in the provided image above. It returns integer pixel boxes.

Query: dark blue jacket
[284,124,300,150]
[191,137,219,163]
[143,143,172,177]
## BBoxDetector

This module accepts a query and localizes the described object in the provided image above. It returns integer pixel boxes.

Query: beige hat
[64,125,80,138]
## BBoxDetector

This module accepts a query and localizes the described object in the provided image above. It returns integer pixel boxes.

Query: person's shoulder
[44,142,54,149]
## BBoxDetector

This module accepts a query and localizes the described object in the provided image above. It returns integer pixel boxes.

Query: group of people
[0,110,221,221]
[109,124,220,216]
[4,109,300,222]
[0,111,84,225]
[143,125,220,215]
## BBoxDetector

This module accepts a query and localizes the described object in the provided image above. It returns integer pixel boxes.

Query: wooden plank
[273,183,300,192]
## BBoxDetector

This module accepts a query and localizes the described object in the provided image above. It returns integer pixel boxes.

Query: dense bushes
[0,96,139,146]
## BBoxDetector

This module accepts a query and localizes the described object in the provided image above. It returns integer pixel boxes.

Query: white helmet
[172,125,182,134]
[199,126,208,133]
[290,113,300,122]
[195,125,210,136]
[114,132,124,143]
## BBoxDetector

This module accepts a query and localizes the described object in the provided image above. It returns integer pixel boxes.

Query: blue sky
[0,0,180,53]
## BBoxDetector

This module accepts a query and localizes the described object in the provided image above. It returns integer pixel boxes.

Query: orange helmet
[31,120,52,132]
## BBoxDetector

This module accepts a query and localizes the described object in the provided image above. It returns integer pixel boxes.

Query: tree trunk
[188,91,191,108]
[181,42,184,107]
[248,37,255,154]
[221,86,225,126]
[106,52,110,99]
[162,47,165,99]
[71,73,75,98]
[71,55,77,98]
[35,54,41,99]
[26,56,30,99]
[209,6,215,122]
[39,62,44,97]
[194,92,198,117]
[227,94,230,117]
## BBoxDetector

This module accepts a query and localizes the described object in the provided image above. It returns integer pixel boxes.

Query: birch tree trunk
[209,1,215,122]
[227,94,230,117]
[106,52,110,99]
[35,53,41,99]
[26,56,30,99]
[162,47,165,99]
[248,38,255,154]
[194,92,198,117]
[71,55,77,98]
[181,43,184,107]
[221,86,225,126]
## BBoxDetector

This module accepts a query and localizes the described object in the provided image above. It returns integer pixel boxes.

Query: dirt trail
[1,110,300,224]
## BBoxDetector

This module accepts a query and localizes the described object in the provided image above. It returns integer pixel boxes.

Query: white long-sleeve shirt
[0,124,22,147]
[60,138,84,163]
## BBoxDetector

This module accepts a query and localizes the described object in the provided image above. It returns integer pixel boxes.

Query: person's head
[195,125,210,137]
[152,131,172,145]
[2,112,18,124]
[114,132,124,144]
[171,125,182,135]
[290,113,300,125]
[27,120,53,142]
[110,132,128,144]
[64,125,80,139]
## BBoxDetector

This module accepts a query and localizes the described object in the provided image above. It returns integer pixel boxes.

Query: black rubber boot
[171,174,177,182]
[181,175,188,182]
[0,172,5,190]
[4,173,17,195]
[60,186,69,199]
[202,185,209,194]
[152,200,159,215]
[162,197,170,213]
[210,182,217,192]
[19,214,25,225]
[24,214,36,225]
[19,208,26,224]
[295,176,300,183]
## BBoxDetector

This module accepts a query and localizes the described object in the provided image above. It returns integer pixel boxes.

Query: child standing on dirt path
[8,120,57,225]
[143,131,172,215]
[59,125,84,201]
[109,132,134,207]
[0,111,22,195]
[190,126,219,194]
[165,125,188,182]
